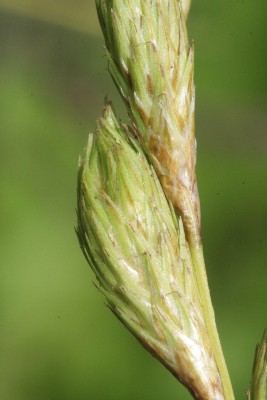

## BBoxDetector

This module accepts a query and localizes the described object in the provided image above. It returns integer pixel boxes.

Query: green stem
[190,242,235,400]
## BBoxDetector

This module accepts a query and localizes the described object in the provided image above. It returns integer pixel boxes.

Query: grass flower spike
[76,1,267,399]
[94,0,235,398]
[72,1,259,399]
[248,330,267,400]
[77,104,224,400]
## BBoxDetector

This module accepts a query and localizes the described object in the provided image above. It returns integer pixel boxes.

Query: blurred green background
[0,1,266,399]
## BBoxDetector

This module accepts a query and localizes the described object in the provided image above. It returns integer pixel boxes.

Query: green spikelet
[96,0,199,242]
[248,330,267,400]
[77,104,224,400]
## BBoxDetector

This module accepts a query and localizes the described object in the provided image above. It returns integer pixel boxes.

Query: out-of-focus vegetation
[0,1,266,399]
[0,0,99,35]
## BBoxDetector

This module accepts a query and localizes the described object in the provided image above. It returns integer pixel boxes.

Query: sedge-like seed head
[248,329,267,400]
[77,104,224,400]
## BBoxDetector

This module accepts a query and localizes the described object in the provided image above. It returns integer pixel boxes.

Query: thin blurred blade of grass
[0,0,100,35]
